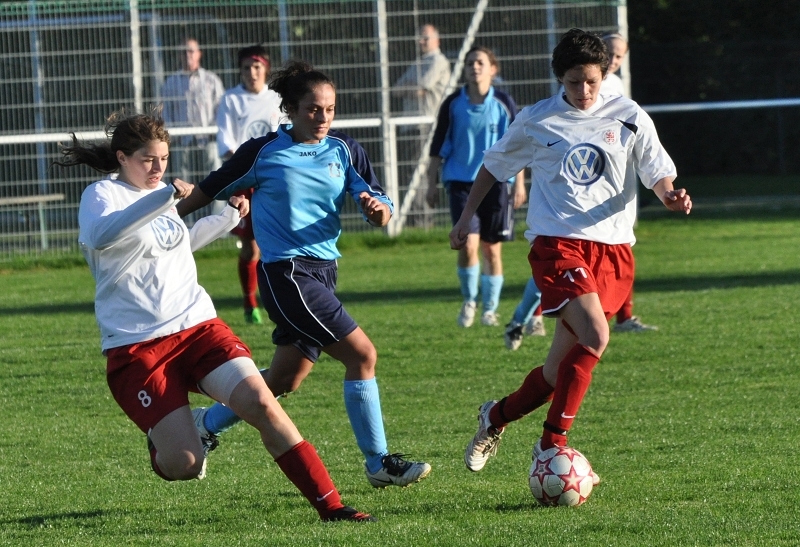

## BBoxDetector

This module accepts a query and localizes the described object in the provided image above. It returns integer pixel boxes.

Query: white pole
[376,0,400,236]
[129,0,143,112]
[617,0,631,99]
[546,0,558,96]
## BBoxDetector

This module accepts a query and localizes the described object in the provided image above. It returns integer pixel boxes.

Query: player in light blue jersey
[427,46,527,329]
[178,60,431,489]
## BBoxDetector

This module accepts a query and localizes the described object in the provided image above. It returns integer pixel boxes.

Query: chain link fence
[0,0,623,261]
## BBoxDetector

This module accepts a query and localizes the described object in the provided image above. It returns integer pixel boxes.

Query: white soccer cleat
[504,321,524,350]
[532,438,601,485]
[613,316,658,333]
[464,401,505,472]
[365,453,431,488]
[524,315,546,336]
[457,301,477,328]
[192,407,220,458]
[481,310,500,327]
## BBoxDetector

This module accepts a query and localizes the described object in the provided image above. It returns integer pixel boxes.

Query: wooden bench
[0,193,65,250]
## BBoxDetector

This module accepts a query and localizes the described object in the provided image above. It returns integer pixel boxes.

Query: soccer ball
[528,445,594,507]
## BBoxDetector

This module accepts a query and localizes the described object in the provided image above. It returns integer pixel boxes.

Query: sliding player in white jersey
[456,29,691,481]
[58,108,373,522]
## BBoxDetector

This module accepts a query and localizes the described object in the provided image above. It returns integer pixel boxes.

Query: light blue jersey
[430,85,518,183]
[199,125,393,262]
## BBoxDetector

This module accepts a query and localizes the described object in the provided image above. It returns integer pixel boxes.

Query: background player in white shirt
[216,44,285,325]
[454,29,691,480]
[600,32,659,334]
[57,109,374,522]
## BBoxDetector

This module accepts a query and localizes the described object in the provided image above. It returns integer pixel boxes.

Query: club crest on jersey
[562,143,606,186]
[603,130,617,144]
[328,162,343,178]
[151,215,184,250]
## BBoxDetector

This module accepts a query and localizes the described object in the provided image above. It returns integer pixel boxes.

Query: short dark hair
[551,28,609,80]
[237,44,270,70]
[466,45,499,72]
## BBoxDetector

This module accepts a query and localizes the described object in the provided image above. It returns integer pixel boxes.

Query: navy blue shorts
[257,257,358,363]
[447,180,515,243]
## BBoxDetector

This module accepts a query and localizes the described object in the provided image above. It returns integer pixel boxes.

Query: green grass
[1,209,799,546]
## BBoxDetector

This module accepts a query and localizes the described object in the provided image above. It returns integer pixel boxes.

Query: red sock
[534,304,542,316]
[542,344,600,449]
[275,440,343,517]
[490,366,553,428]
[616,288,634,323]
[238,257,259,310]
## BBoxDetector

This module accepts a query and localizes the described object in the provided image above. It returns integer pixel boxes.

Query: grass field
[1,207,799,546]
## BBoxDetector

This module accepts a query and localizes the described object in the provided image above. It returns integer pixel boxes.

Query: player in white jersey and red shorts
[216,44,286,325]
[58,108,373,522]
[456,29,691,481]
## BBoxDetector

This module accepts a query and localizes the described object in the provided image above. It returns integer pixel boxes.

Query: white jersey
[601,72,625,97]
[78,179,240,351]
[483,93,676,246]
[216,84,285,158]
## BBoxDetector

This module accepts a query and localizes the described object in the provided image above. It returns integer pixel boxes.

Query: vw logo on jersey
[151,215,185,251]
[328,162,344,178]
[246,120,271,140]
[562,143,606,186]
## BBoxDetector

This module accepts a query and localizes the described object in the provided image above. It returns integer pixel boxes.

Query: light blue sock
[513,277,543,325]
[203,402,241,435]
[343,378,388,474]
[481,274,504,313]
[457,264,480,303]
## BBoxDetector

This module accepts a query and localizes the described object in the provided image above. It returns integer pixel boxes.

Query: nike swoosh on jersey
[547,139,563,147]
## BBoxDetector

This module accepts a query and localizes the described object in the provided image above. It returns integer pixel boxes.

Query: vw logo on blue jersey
[562,143,606,186]
[151,215,184,251]
[328,162,344,178]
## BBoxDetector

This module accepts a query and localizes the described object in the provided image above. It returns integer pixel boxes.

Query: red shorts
[230,188,254,239]
[105,318,252,433]
[528,236,634,319]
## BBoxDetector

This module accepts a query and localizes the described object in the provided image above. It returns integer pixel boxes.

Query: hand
[171,179,193,199]
[661,188,692,214]
[513,181,528,209]
[228,194,250,218]
[425,183,439,208]
[449,218,470,250]
[359,192,391,227]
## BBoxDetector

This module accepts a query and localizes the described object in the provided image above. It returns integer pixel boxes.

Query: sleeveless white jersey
[78,179,240,351]
[483,93,676,246]
[216,84,285,157]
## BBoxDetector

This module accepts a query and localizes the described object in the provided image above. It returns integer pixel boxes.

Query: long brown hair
[55,106,170,173]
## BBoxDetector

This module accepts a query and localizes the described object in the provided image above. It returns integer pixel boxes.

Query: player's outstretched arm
[653,177,692,215]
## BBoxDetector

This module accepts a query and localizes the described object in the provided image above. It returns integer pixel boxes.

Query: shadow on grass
[4,510,109,527]
[2,269,799,316]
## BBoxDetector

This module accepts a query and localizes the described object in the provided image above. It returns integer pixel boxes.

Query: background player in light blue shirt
[427,46,527,329]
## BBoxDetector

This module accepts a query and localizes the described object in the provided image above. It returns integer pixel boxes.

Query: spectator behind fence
[160,37,225,184]
[216,44,285,326]
[393,23,451,226]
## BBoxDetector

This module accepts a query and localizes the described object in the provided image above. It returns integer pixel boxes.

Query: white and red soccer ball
[529,445,594,507]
